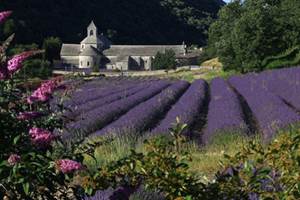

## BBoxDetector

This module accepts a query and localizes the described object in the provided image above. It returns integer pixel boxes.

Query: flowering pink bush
[27,78,61,104]
[8,154,21,166]
[17,111,44,120]
[0,8,87,199]
[29,127,56,147]
[7,51,38,74]
[0,11,12,24]
[56,159,83,174]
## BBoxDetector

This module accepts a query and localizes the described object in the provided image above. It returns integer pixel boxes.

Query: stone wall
[61,56,79,67]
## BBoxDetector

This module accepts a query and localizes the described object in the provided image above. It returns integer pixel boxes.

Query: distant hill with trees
[0,0,225,46]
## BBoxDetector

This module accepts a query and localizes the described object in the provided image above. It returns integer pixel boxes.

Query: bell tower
[87,21,97,37]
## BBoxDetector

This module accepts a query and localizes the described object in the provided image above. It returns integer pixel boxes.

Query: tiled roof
[103,45,185,56]
[60,44,80,56]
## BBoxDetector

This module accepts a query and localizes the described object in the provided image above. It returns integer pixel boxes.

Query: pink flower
[8,154,21,166]
[0,11,12,24]
[17,111,44,120]
[56,159,83,174]
[29,127,56,147]
[7,51,36,74]
[27,79,62,104]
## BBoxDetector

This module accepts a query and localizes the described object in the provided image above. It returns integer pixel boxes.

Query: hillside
[0,0,224,45]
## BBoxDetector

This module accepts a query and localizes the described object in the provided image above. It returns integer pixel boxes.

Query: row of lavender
[62,79,172,141]
[90,80,190,138]
[234,67,300,138]
[59,66,300,145]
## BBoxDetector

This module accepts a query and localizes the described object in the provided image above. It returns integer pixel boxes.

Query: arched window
[87,61,90,66]
[90,30,94,36]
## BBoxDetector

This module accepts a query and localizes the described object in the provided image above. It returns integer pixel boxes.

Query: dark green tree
[42,37,61,65]
[208,0,300,72]
[152,49,177,70]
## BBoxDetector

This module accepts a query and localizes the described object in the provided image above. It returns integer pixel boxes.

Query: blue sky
[224,0,231,3]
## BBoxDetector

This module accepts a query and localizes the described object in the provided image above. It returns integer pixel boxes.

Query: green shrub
[214,126,300,199]
[18,59,52,79]
[152,49,177,70]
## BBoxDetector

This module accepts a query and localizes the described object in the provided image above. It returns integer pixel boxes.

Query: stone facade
[60,21,196,71]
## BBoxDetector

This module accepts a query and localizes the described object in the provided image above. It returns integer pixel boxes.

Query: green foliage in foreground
[208,0,300,73]
[82,124,300,199]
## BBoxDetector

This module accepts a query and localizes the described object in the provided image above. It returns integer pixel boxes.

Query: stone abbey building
[60,21,198,71]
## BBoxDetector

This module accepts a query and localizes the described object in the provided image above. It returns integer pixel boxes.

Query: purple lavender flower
[229,75,300,140]
[202,78,248,144]
[65,82,153,120]
[63,81,170,140]
[84,186,135,200]
[151,79,208,136]
[90,81,189,138]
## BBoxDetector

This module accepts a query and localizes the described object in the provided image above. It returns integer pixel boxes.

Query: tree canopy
[208,0,300,72]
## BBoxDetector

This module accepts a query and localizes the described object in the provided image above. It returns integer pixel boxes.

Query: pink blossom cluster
[55,159,83,174]
[0,51,37,80]
[0,11,12,24]
[29,127,56,147]
[27,79,61,104]
[8,154,21,166]
[17,111,44,120]
[7,51,36,74]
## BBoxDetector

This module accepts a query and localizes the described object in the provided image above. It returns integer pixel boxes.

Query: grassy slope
[160,68,237,82]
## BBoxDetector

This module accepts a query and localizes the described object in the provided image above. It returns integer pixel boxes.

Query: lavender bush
[151,79,208,137]
[229,75,300,140]
[63,81,171,140]
[90,81,189,138]
[64,82,153,120]
[202,78,248,144]
[252,67,300,111]
[84,186,135,200]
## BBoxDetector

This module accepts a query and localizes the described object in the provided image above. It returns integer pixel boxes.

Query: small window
[90,30,94,36]
[81,45,84,49]
[87,61,90,66]
[81,61,83,66]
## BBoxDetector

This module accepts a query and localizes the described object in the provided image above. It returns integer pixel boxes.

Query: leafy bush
[215,126,300,199]
[152,49,177,70]
[18,59,52,79]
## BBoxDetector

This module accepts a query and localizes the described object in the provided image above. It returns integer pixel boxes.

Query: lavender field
[59,67,300,144]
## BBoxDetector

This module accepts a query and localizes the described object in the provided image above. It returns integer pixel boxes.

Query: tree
[208,0,300,73]
[152,49,177,70]
[42,37,61,65]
